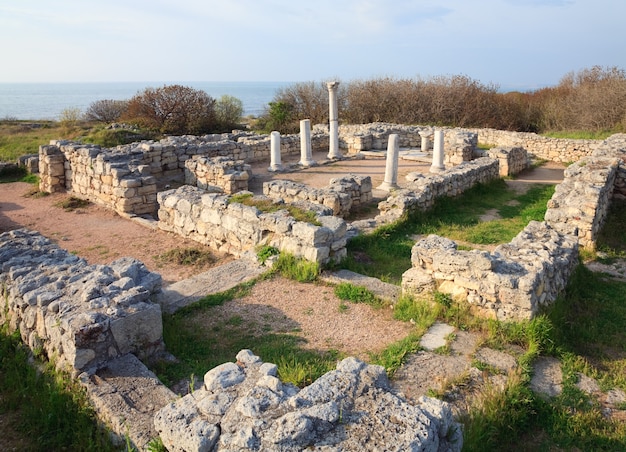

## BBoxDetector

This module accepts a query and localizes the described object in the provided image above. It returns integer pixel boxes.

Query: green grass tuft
[334,283,383,308]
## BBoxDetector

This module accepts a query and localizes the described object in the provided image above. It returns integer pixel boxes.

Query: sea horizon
[0,81,294,121]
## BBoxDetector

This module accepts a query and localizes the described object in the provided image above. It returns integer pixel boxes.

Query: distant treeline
[256,66,626,134]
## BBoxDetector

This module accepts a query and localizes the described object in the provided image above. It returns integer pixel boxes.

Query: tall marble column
[377,134,400,191]
[430,129,446,173]
[326,81,341,159]
[268,131,282,171]
[299,119,316,166]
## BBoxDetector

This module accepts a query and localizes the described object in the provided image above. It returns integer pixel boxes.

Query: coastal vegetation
[257,65,626,135]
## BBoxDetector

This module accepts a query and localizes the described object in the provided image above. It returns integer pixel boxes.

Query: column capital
[326,81,340,91]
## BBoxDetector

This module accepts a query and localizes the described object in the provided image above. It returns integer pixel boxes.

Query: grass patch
[153,277,338,388]
[0,327,118,451]
[155,247,215,267]
[256,245,280,264]
[541,130,616,140]
[333,282,383,308]
[54,196,91,211]
[271,253,319,282]
[229,192,321,225]
[342,179,554,283]
[596,198,626,258]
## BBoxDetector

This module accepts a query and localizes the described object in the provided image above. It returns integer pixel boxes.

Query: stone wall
[401,134,626,319]
[483,147,529,177]
[263,174,373,218]
[0,229,164,374]
[155,349,462,452]
[338,122,477,164]
[466,128,601,163]
[544,134,626,249]
[40,142,159,216]
[38,131,329,216]
[157,186,348,264]
[376,157,500,224]
[185,156,252,194]
[402,222,579,320]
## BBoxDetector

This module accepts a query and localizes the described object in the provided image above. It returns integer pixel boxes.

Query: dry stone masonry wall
[0,229,164,374]
[544,134,626,249]
[155,349,462,452]
[185,156,252,194]
[376,157,500,224]
[483,146,529,176]
[338,122,477,164]
[402,222,579,320]
[157,186,348,264]
[467,128,601,163]
[401,134,626,319]
[263,174,373,218]
[38,131,329,216]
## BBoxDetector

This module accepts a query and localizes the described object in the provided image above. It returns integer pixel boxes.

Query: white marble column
[419,130,431,152]
[299,119,316,166]
[377,134,400,191]
[268,131,282,171]
[326,81,341,159]
[430,130,446,173]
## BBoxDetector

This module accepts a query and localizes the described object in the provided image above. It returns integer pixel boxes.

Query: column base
[430,165,446,173]
[377,181,399,191]
[298,159,317,167]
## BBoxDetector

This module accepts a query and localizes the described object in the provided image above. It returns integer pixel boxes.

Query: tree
[123,85,216,135]
[215,95,244,131]
[84,99,129,123]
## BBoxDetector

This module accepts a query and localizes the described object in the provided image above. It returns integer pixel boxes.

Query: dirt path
[0,182,232,286]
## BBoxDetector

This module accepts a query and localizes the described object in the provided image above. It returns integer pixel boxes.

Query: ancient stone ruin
[0,229,164,374]
[9,121,624,449]
[401,134,626,319]
[155,350,462,451]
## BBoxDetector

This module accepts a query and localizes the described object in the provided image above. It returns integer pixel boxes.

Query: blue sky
[1,0,623,90]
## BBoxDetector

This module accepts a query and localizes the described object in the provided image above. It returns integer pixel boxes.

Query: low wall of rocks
[467,128,601,163]
[545,134,626,249]
[338,122,477,164]
[0,229,164,374]
[401,134,626,319]
[157,186,348,264]
[402,222,579,320]
[376,157,500,224]
[484,147,529,176]
[185,156,252,194]
[155,349,462,452]
[39,142,159,216]
[38,131,329,216]
[263,174,373,218]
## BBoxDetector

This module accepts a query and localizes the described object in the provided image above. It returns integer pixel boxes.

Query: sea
[0,81,293,121]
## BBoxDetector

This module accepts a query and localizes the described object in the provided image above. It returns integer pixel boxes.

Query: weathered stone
[154,350,462,451]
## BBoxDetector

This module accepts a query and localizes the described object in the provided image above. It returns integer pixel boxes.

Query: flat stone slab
[420,322,456,351]
[530,356,563,398]
[79,353,177,450]
[320,269,401,303]
[156,258,265,314]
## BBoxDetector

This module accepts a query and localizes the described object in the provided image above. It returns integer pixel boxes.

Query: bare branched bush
[257,67,625,134]
[123,85,216,135]
[84,99,129,123]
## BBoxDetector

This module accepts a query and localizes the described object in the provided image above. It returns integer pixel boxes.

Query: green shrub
[215,95,244,131]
